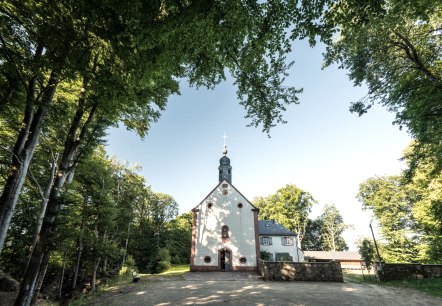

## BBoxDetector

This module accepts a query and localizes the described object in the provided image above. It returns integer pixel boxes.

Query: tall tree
[1,0,302,263]
[292,0,442,173]
[302,218,324,251]
[254,184,317,247]
[165,212,193,264]
[6,2,305,303]
[0,0,101,254]
[318,204,349,251]
[357,238,376,272]
[357,175,419,262]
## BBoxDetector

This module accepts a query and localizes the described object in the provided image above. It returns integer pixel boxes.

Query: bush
[147,248,171,274]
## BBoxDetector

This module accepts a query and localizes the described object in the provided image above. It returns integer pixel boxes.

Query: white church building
[190,146,303,272]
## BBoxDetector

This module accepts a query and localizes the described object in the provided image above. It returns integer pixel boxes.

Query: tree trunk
[30,251,50,305]
[27,155,58,265]
[0,71,58,255]
[102,228,108,272]
[14,83,97,306]
[91,221,100,292]
[121,222,131,268]
[91,258,100,292]
[72,197,87,290]
[58,252,66,299]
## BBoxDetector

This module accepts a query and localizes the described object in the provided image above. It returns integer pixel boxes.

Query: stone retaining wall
[376,263,442,281]
[258,260,343,282]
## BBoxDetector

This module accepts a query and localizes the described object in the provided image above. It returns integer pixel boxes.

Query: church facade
[190,147,260,271]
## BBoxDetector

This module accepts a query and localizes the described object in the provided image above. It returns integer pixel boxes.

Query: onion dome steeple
[218,145,232,184]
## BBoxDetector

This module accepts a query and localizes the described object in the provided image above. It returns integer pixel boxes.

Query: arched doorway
[219,249,232,271]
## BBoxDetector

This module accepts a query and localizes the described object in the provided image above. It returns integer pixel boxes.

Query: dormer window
[221,225,229,238]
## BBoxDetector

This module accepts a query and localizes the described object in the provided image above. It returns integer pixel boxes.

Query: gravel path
[90,273,442,306]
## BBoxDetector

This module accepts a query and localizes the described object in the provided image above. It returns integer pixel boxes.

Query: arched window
[221,225,229,238]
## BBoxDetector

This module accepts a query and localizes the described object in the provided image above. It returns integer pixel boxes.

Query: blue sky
[106,40,411,250]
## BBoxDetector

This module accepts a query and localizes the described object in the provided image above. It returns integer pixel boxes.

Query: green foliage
[147,248,171,274]
[381,278,442,298]
[302,218,324,251]
[260,250,273,261]
[357,238,376,271]
[166,212,192,264]
[357,143,442,263]
[358,175,420,262]
[254,184,317,245]
[319,204,350,251]
[292,0,442,172]
[301,205,350,251]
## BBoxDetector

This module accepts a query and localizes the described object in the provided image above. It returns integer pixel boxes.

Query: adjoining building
[258,220,304,262]
[304,251,363,270]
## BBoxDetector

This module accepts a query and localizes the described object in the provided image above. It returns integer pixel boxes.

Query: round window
[237,203,243,208]
[204,256,211,264]
[207,203,213,208]
[239,257,247,264]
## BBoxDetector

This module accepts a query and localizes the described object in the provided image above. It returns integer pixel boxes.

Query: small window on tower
[221,225,229,238]
[228,170,231,174]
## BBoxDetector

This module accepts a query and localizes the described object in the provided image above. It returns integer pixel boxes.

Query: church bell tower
[218,145,232,184]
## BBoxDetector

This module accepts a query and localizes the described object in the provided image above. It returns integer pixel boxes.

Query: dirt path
[88,273,442,306]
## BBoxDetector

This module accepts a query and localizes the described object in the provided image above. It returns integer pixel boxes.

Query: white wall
[194,181,257,268]
[259,235,304,262]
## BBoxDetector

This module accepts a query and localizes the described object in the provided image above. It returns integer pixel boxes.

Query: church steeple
[218,145,232,184]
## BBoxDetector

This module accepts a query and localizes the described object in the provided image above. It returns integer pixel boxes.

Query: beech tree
[301,205,349,251]
[293,0,442,172]
[357,143,442,263]
[0,0,301,264]
[0,2,304,303]
[254,184,317,247]
[318,204,349,251]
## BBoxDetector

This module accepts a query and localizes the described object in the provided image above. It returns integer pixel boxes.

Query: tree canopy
[254,184,317,246]
[357,143,442,263]
[293,0,442,172]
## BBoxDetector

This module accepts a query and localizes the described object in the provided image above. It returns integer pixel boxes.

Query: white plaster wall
[194,181,257,267]
[259,235,304,262]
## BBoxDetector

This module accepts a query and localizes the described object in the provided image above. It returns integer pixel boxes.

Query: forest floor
[67,267,442,306]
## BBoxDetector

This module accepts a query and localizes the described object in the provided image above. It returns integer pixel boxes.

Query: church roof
[258,220,296,236]
[191,180,258,212]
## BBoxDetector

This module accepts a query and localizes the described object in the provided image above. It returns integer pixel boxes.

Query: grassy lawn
[381,278,442,297]
[342,270,378,284]
[342,270,442,297]
[156,264,190,276]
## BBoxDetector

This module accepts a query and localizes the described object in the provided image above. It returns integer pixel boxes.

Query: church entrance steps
[183,271,261,281]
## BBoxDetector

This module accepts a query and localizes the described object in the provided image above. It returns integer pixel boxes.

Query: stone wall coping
[258,259,341,264]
